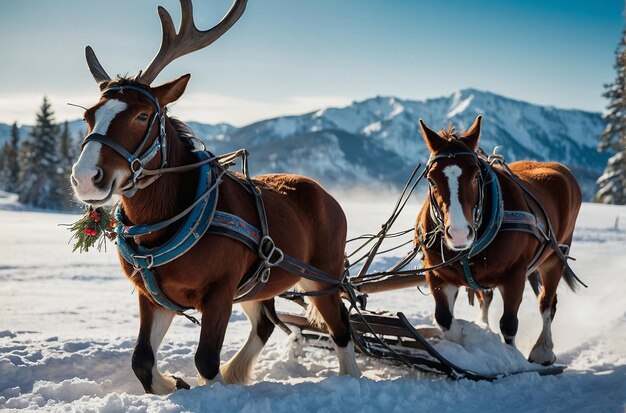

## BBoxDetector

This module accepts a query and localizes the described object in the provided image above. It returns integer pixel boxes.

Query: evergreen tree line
[0,97,82,210]
[597,29,626,205]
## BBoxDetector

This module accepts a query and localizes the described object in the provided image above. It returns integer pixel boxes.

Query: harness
[85,85,347,322]
[86,85,582,323]
[422,150,550,290]
[115,151,219,323]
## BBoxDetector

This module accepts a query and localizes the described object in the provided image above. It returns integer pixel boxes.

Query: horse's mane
[169,117,199,152]
[439,124,458,141]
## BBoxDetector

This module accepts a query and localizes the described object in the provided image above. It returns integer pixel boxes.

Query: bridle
[81,85,168,197]
[425,150,486,251]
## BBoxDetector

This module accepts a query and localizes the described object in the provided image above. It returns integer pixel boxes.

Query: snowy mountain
[0,89,607,199]
[198,89,607,199]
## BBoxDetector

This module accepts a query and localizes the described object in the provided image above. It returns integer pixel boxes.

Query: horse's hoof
[172,375,191,390]
[528,346,556,366]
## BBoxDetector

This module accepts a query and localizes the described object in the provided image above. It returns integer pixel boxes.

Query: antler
[137,0,247,85]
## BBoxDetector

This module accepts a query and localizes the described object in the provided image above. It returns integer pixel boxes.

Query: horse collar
[427,154,504,290]
[115,151,219,318]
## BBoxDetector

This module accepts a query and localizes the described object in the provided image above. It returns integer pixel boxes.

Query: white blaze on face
[71,99,128,201]
[442,165,473,249]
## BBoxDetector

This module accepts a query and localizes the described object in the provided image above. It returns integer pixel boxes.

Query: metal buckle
[133,254,154,269]
[130,158,144,181]
[260,268,271,283]
[258,235,284,267]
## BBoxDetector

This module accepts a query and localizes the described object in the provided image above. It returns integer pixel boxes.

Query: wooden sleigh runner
[276,277,568,382]
[276,309,567,381]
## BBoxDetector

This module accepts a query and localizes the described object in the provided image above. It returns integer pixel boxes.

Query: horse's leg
[528,254,562,365]
[132,293,189,394]
[300,282,360,377]
[497,269,526,347]
[221,299,276,384]
[477,289,493,327]
[195,283,233,386]
[427,272,460,339]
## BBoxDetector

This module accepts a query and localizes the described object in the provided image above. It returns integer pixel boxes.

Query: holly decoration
[66,206,117,252]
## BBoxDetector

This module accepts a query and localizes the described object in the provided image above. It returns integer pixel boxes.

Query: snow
[447,90,474,118]
[1,193,625,412]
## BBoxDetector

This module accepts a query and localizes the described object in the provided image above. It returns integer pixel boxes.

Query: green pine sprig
[65,206,117,252]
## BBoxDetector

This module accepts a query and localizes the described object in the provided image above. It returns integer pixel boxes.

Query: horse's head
[420,115,483,251]
[71,76,190,206]
[70,0,247,207]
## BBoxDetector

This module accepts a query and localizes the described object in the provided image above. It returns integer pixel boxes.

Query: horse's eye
[137,113,149,121]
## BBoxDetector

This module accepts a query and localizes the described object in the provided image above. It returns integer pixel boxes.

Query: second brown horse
[415,115,582,366]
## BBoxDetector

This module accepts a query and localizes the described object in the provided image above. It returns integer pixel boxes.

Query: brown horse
[70,0,360,394]
[415,115,582,365]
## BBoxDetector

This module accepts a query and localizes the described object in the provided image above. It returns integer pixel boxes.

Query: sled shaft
[352,274,427,294]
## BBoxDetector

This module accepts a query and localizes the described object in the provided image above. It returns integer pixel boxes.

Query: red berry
[89,210,101,223]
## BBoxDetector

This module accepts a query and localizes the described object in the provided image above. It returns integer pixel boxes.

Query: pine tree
[17,96,66,209]
[0,122,21,192]
[59,120,71,165]
[56,120,77,209]
[597,29,626,204]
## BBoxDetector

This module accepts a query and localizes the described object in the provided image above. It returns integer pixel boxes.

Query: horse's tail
[562,263,583,292]
[557,243,586,292]
[528,270,542,296]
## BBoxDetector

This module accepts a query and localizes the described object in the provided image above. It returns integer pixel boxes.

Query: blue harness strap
[456,159,503,290]
[460,259,483,290]
[115,151,218,319]
[467,160,504,260]
[451,160,547,291]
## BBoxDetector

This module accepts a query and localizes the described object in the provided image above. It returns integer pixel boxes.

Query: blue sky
[0,0,623,126]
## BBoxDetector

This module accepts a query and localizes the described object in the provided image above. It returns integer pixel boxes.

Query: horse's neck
[120,119,199,246]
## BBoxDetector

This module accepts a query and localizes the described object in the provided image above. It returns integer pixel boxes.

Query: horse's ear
[419,119,445,153]
[151,74,191,107]
[461,115,482,150]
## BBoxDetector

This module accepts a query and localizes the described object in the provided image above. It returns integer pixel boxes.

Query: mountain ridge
[0,88,607,199]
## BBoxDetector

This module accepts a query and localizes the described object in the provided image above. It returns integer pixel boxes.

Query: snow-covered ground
[1,190,625,412]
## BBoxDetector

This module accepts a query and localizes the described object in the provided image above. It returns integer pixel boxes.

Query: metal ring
[260,268,271,283]
[130,158,143,174]
[258,235,284,267]
[133,254,154,269]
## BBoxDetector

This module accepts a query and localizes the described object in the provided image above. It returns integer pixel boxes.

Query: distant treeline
[0,97,82,210]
